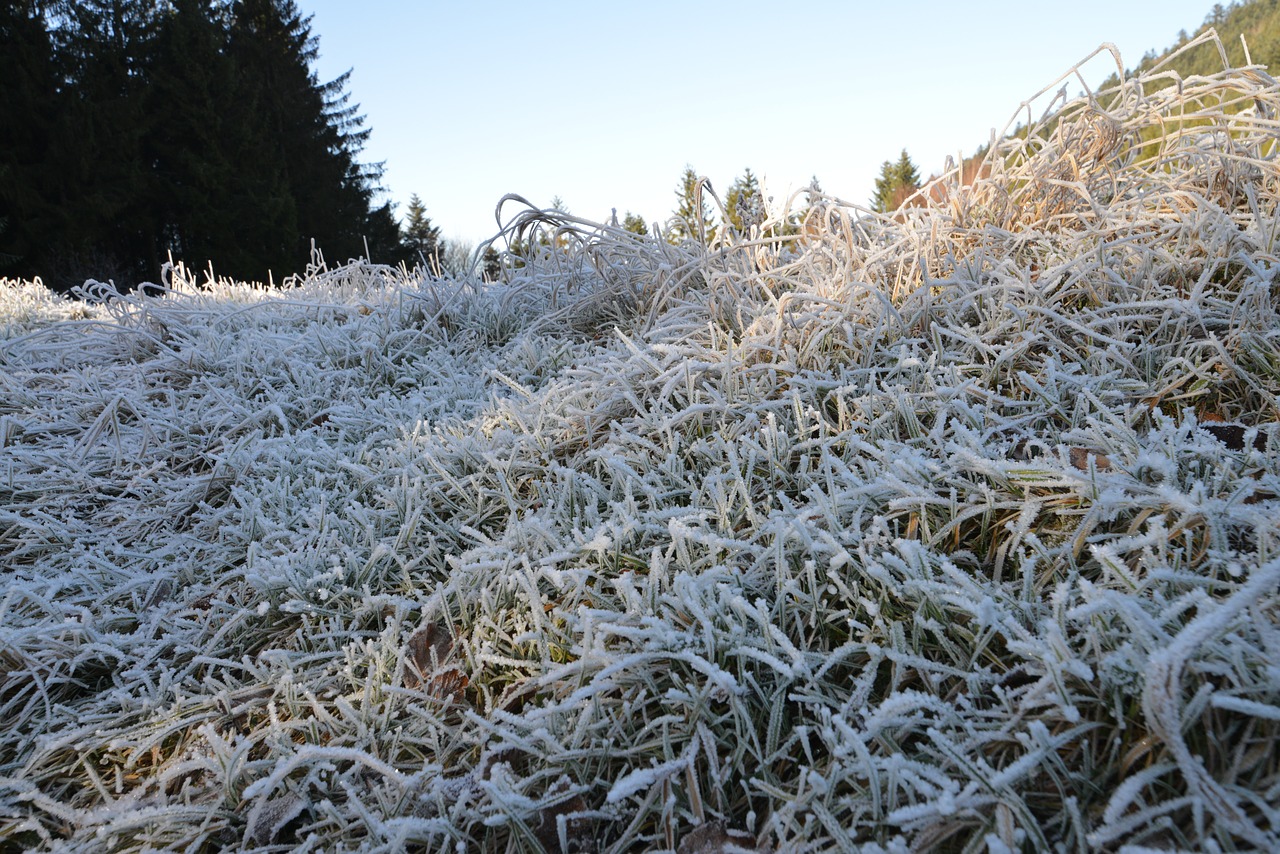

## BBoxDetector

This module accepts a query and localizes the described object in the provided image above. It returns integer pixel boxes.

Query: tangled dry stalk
[2,31,1279,852]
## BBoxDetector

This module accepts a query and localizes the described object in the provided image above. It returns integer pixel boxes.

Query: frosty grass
[3,34,1280,852]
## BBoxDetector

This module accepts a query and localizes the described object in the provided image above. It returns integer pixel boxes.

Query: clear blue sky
[296,1,1219,245]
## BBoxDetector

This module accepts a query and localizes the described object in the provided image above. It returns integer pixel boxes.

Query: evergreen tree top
[669,165,715,243]
[726,167,764,233]
[622,212,648,236]
[871,149,921,214]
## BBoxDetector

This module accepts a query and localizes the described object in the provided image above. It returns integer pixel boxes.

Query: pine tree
[534,196,573,250]
[0,0,61,277]
[805,175,824,207]
[621,212,649,236]
[797,175,827,239]
[668,165,714,243]
[228,0,380,271]
[871,149,921,213]
[3,0,396,287]
[147,0,286,279]
[47,0,160,286]
[401,194,441,265]
[894,149,921,193]
[871,159,897,214]
[362,200,406,267]
[725,167,763,233]
[480,246,501,281]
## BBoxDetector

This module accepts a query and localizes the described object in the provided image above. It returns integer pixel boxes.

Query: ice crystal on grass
[2,31,1280,852]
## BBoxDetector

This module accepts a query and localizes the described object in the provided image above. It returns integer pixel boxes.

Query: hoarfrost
[3,37,1280,851]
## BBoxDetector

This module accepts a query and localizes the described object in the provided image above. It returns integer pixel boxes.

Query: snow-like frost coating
[2,32,1280,852]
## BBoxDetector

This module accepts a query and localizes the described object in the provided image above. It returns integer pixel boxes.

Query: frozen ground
[2,36,1280,852]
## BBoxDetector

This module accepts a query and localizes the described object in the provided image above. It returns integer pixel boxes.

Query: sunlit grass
[2,32,1279,851]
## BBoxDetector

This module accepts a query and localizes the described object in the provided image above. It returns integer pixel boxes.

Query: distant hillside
[1121,0,1280,81]
[916,0,1280,203]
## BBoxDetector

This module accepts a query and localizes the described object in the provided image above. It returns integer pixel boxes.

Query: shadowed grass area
[2,33,1279,852]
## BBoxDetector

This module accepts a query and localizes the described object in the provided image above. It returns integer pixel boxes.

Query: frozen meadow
[2,36,1280,852]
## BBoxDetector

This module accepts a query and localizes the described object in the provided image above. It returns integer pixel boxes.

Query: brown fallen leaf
[1243,487,1277,505]
[426,667,469,701]
[244,792,308,847]
[1200,422,1268,452]
[497,678,540,715]
[404,621,467,700]
[533,783,593,853]
[1069,446,1112,472]
[1010,439,1047,462]
[677,821,767,854]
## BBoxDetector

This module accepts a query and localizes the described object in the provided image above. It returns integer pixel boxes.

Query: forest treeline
[0,0,429,291]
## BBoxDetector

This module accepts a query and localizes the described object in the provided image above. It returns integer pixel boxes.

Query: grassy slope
[2,33,1280,853]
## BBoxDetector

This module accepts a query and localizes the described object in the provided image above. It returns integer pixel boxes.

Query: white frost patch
[606,757,691,804]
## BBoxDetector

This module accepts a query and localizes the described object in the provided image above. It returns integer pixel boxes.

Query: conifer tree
[50,0,160,285]
[147,0,279,279]
[894,149,921,193]
[668,166,715,243]
[805,175,824,207]
[725,167,763,233]
[871,159,896,214]
[363,200,406,267]
[621,212,649,236]
[796,175,827,238]
[0,0,60,276]
[481,246,501,281]
[401,194,441,265]
[228,0,379,270]
[871,149,921,213]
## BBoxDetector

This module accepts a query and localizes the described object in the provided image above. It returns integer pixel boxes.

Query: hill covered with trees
[1126,0,1280,79]
[861,0,1280,216]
